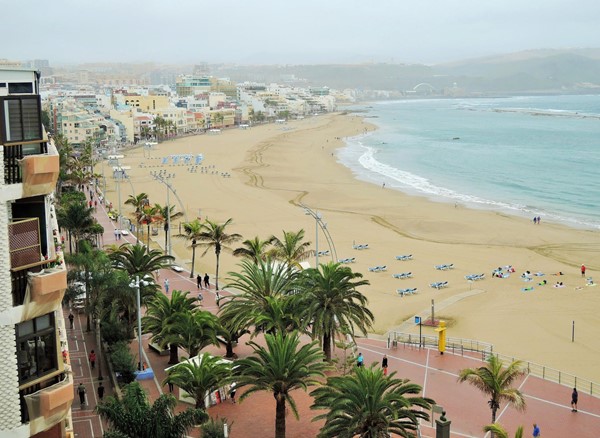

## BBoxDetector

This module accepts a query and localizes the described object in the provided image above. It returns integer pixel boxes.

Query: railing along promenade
[387,331,600,398]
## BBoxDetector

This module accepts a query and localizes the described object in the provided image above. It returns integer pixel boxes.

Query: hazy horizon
[4,0,600,66]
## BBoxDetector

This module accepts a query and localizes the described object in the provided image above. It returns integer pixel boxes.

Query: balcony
[23,377,73,435]
[21,149,60,197]
[3,141,49,185]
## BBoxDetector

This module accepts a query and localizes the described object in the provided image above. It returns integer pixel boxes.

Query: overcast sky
[3,0,600,66]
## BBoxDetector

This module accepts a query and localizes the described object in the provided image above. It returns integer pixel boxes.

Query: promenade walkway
[67,187,600,437]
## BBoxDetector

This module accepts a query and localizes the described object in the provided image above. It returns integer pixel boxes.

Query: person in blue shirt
[532,423,540,437]
[356,352,364,367]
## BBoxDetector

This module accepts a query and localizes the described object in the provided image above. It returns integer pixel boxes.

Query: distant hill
[214,48,600,95]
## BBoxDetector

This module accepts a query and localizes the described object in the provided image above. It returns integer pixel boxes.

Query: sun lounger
[317,250,330,256]
[429,281,448,289]
[368,265,387,272]
[465,273,485,281]
[397,288,418,296]
[338,257,355,264]
[392,272,412,279]
[395,254,413,261]
[352,244,369,250]
[435,264,454,271]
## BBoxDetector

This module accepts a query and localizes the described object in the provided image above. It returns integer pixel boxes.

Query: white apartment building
[0,69,72,437]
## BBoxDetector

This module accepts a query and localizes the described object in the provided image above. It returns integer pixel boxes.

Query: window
[0,96,42,143]
[16,313,58,384]
[8,82,34,94]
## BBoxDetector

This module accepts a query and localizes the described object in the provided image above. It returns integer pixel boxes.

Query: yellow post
[435,321,447,355]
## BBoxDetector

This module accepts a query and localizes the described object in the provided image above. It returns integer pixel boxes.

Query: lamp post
[130,275,149,371]
[151,172,176,257]
[302,204,337,267]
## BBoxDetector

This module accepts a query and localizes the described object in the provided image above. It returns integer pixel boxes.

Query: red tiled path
[66,184,600,437]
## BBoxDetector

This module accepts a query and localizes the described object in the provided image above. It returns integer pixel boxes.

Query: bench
[149,342,170,356]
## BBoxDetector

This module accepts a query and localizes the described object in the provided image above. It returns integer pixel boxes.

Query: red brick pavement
[68,186,600,437]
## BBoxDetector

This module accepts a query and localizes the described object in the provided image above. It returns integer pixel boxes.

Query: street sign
[414,316,421,324]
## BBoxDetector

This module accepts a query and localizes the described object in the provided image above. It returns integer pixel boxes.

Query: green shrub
[110,342,137,384]
[200,417,232,438]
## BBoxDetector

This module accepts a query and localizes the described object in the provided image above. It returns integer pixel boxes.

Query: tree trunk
[215,252,220,290]
[96,316,103,379]
[196,392,206,410]
[147,224,151,254]
[190,247,196,278]
[275,396,286,438]
[225,341,234,358]
[323,332,332,362]
[168,344,179,365]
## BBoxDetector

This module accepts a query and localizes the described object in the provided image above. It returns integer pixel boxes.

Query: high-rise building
[0,69,72,437]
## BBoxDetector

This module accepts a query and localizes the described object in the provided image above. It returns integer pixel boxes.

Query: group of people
[196,273,211,289]
[532,216,542,224]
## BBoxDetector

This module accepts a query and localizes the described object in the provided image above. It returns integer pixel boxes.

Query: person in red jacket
[581,264,586,277]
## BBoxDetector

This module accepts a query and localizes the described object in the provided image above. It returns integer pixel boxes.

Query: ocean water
[339,95,600,230]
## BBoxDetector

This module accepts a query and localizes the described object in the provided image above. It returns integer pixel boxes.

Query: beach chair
[353,243,369,250]
[408,288,418,294]
[369,266,378,272]
[435,264,447,270]
[430,282,442,289]
[377,265,387,272]
[317,250,330,256]
[395,254,413,261]
[396,289,406,297]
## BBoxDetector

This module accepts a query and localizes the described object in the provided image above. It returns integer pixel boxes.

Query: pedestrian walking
[382,354,388,375]
[89,350,96,369]
[164,278,169,294]
[230,384,236,403]
[203,273,210,289]
[357,352,364,367]
[532,423,540,437]
[168,381,174,393]
[68,312,74,329]
[117,229,122,240]
[197,274,202,289]
[97,381,105,401]
[114,229,118,240]
[77,383,86,406]
[581,264,586,277]
[571,387,578,412]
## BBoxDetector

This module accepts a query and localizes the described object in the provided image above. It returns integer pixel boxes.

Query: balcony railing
[22,374,72,434]
[3,142,49,185]
[12,261,52,306]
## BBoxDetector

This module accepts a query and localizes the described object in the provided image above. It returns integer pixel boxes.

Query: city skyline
[4,0,600,66]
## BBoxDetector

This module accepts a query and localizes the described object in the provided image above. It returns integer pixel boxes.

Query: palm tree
[233,331,328,438]
[220,258,300,336]
[169,309,221,358]
[311,365,434,438]
[458,355,526,424]
[139,204,163,252]
[57,200,95,253]
[178,218,203,278]
[300,262,373,362]
[484,424,524,438]
[142,290,197,365]
[155,203,183,256]
[110,243,173,279]
[96,381,206,438]
[195,218,242,290]
[164,353,232,409]
[268,229,313,271]
[233,236,274,264]
[124,192,149,241]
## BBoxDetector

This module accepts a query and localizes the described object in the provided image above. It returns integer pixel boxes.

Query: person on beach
[571,388,578,412]
[164,278,169,294]
[77,383,86,406]
[203,273,210,289]
[581,264,586,277]
[89,350,96,369]
[197,274,202,289]
[532,423,540,437]
[68,312,74,329]
[382,354,388,375]
[357,352,364,367]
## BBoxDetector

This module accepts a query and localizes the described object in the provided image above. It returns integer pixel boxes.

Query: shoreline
[101,113,600,381]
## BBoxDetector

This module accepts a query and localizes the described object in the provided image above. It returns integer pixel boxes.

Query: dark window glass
[8,83,33,94]
[1,96,42,143]
[16,313,58,384]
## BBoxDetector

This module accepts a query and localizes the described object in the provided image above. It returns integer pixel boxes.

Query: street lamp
[151,172,175,257]
[130,275,150,371]
[302,204,337,267]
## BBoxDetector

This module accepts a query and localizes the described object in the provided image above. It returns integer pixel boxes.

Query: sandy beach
[99,113,600,381]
